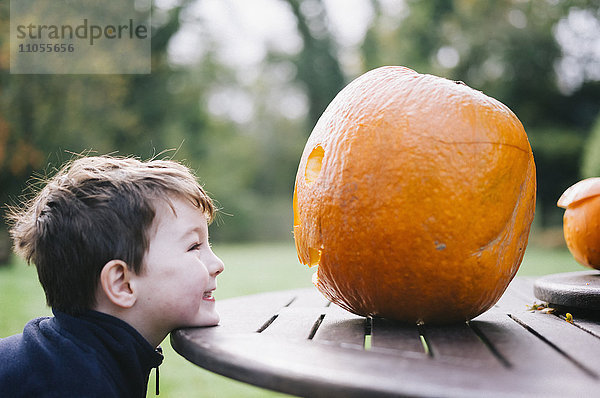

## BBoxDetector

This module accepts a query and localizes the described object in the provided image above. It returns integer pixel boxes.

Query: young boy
[0,156,224,397]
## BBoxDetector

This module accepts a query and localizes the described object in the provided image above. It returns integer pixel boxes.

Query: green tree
[283,0,346,129]
[582,114,600,178]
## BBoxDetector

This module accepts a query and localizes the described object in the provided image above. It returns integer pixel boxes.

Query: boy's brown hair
[7,156,214,315]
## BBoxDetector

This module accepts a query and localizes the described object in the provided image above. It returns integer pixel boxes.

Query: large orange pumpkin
[293,66,536,324]
[557,178,600,269]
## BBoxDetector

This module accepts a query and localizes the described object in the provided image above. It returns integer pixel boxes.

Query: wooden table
[171,277,600,397]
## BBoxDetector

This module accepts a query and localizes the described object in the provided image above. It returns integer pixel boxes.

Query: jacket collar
[52,309,164,397]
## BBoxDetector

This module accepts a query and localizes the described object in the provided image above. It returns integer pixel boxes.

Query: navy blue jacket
[0,310,163,397]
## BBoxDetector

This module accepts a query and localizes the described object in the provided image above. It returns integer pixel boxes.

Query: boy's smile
[134,195,224,343]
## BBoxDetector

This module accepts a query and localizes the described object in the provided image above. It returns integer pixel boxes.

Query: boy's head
[8,156,216,316]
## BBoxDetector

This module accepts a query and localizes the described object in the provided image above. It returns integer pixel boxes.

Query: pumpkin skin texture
[293,66,536,325]
[558,178,600,269]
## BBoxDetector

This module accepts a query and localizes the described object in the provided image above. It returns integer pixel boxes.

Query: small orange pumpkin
[557,178,600,269]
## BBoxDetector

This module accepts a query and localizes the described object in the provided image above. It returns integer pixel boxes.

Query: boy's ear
[99,260,137,308]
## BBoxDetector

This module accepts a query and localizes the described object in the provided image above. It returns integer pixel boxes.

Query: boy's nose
[210,254,224,277]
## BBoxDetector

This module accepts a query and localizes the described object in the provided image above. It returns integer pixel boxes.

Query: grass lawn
[0,240,589,397]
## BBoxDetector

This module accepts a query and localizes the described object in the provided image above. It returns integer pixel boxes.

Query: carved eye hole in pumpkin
[308,247,322,267]
[305,145,324,184]
[294,145,325,268]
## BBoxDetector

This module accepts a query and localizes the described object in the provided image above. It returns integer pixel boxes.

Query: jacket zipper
[155,346,163,395]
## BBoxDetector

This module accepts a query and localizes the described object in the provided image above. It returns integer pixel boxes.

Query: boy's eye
[188,243,201,251]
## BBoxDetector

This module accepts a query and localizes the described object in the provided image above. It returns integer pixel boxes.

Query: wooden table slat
[260,307,328,340]
[312,306,365,348]
[288,291,331,308]
[216,290,301,334]
[510,311,600,377]
[471,309,595,379]
[370,318,425,355]
[571,317,600,338]
[487,279,600,379]
[422,322,504,367]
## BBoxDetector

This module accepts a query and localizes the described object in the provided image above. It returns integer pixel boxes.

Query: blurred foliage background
[1,0,600,261]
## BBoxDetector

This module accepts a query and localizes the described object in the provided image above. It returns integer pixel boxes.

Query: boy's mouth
[203,290,215,302]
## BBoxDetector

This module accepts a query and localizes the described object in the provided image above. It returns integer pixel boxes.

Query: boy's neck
[93,298,166,348]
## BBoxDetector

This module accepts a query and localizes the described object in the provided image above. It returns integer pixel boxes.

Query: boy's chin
[189,311,220,328]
